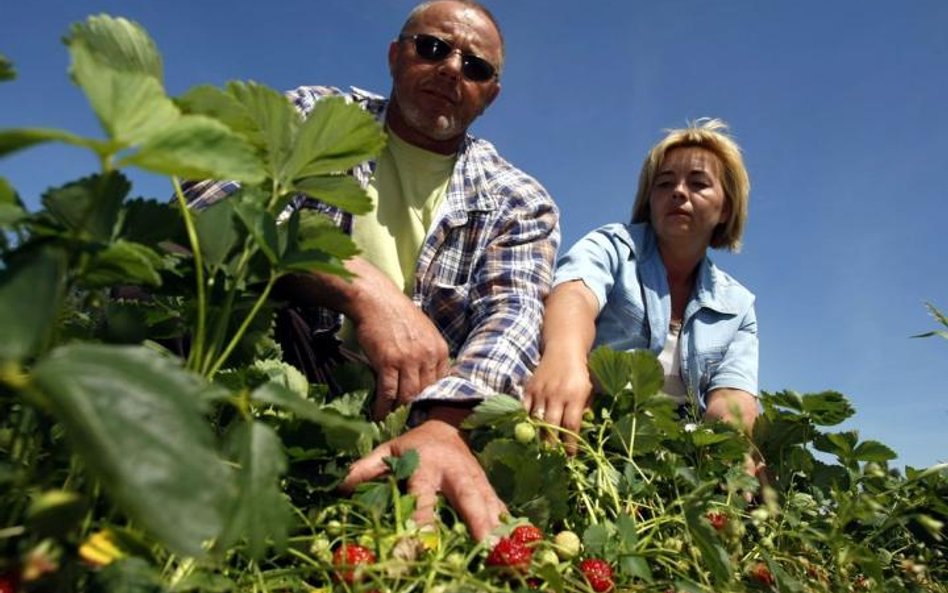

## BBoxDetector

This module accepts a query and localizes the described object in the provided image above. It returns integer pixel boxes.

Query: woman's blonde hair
[631,118,750,251]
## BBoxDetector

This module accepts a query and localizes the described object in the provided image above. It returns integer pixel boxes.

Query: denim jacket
[554,222,758,410]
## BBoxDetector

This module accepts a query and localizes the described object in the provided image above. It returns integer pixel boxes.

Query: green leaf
[684,503,732,586]
[385,449,419,481]
[853,440,897,462]
[194,198,241,270]
[42,172,130,241]
[66,14,163,81]
[462,394,525,429]
[250,382,375,452]
[83,240,164,287]
[0,248,66,361]
[762,552,804,593]
[379,404,410,441]
[217,421,290,560]
[914,302,948,339]
[285,96,386,179]
[618,554,653,583]
[582,523,612,558]
[120,198,184,246]
[813,430,858,460]
[26,490,87,538]
[0,178,26,226]
[32,344,235,556]
[628,350,663,400]
[224,81,300,179]
[616,511,638,548]
[291,174,373,215]
[354,481,391,513]
[171,571,237,593]
[121,115,265,183]
[588,346,632,395]
[293,209,361,259]
[69,42,179,147]
[177,84,259,136]
[0,127,101,159]
[92,557,167,593]
[233,197,280,264]
[0,54,15,81]
[800,390,854,426]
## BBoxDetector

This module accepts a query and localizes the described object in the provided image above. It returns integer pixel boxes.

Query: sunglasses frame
[398,33,499,82]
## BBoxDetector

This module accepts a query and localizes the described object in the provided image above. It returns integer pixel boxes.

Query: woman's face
[648,146,729,249]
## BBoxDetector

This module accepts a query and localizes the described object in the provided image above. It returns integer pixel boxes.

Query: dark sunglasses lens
[462,56,495,82]
[414,35,450,60]
[411,34,495,82]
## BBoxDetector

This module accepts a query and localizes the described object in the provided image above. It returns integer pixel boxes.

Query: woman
[524,119,759,452]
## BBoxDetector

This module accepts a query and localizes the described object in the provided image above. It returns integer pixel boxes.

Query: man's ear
[481,82,501,115]
[388,40,399,75]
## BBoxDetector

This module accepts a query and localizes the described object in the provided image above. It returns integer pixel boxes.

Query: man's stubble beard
[398,94,464,142]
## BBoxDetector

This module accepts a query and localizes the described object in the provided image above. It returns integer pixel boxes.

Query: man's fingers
[407,471,439,528]
[340,444,393,493]
[396,367,422,407]
[449,485,506,542]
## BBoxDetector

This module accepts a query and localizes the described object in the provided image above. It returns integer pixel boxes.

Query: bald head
[400,0,505,72]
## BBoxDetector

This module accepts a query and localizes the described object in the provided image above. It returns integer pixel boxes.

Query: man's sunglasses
[399,33,498,82]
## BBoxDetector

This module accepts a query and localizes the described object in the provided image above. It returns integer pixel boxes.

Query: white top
[658,322,688,405]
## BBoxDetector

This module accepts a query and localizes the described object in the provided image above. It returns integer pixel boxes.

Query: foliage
[1,13,946,593]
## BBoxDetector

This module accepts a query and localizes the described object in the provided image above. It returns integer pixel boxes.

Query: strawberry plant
[1,13,946,593]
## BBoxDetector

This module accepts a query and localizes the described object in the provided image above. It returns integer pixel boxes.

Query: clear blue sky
[3,1,946,469]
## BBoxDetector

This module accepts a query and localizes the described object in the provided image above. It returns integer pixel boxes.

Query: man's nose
[437,50,464,78]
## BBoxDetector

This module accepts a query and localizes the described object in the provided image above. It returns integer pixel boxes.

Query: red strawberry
[579,558,614,592]
[749,562,775,587]
[0,571,19,593]
[706,511,728,532]
[332,543,376,584]
[486,537,533,572]
[510,524,544,546]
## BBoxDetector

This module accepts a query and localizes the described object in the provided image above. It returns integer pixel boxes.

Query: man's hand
[340,408,506,542]
[275,258,450,419]
[350,289,450,420]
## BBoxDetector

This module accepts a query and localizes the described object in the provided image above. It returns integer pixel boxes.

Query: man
[186,0,559,541]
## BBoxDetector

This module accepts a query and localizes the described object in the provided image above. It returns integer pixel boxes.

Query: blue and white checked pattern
[184,85,560,404]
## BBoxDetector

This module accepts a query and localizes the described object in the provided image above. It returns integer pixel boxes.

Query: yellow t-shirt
[341,129,456,346]
[353,128,456,293]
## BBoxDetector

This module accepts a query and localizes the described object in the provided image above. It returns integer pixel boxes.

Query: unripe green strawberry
[553,530,581,559]
[536,549,559,566]
[514,421,537,443]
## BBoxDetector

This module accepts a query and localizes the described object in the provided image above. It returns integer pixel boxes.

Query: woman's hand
[523,352,593,452]
[523,280,600,452]
[705,388,766,496]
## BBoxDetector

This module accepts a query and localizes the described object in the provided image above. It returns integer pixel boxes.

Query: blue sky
[2,1,946,469]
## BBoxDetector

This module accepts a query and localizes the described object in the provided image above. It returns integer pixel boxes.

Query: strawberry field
[1,15,946,593]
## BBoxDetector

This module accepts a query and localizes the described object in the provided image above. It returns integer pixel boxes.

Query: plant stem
[206,274,278,378]
[172,176,207,372]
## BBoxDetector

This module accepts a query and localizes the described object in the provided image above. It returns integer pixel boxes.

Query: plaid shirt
[184,85,560,405]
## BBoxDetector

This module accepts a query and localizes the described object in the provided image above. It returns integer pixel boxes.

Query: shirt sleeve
[704,301,759,405]
[414,187,560,406]
[553,223,630,312]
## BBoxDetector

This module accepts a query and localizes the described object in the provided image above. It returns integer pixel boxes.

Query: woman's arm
[705,387,766,487]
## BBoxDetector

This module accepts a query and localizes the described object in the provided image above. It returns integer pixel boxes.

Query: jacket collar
[622,222,743,316]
